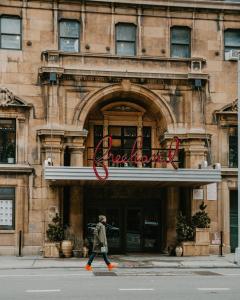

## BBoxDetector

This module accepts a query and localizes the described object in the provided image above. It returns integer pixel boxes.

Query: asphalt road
[0,267,240,300]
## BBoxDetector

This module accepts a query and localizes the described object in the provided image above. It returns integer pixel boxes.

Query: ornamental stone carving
[0,87,31,107]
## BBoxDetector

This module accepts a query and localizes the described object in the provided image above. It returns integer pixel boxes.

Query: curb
[0,265,239,270]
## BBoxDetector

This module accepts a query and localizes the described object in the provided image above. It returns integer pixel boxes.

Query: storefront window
[0,119,16,164]
[0,187,15,230]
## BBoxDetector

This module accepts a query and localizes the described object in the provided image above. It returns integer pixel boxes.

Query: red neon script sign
[93,135,180,181]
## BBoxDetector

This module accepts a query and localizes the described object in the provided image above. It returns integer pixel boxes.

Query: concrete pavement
[0,253,238,270]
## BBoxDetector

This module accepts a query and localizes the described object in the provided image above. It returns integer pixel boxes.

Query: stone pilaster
[69,186,83,238]
[37,129,64,166]
[166,187,179,249]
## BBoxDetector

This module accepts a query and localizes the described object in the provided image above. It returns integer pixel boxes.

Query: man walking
[85,215,117,271]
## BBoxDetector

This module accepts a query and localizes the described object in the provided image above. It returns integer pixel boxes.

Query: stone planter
[195,228,210,245]
[182,228,210,256]
[44,242,60,258]
[61,240,73,257]
[175,245,183,257]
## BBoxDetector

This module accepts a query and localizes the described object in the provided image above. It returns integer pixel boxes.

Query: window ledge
[0,230,15,234]
[0,164,34,174]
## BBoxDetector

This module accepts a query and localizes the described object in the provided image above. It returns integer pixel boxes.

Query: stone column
[166,187,179,249]
[48,84,59,124]
[221,180,231,253]
[69,186,83,239]
[69,137,85,238]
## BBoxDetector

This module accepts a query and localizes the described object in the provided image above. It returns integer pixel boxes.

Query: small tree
[176,212,194,243]
[46,213,64,242]
[191,201,211,228]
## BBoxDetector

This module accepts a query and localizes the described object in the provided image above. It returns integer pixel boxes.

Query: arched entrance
[74,83,176,253]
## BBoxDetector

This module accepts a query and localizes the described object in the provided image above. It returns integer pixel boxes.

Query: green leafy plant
[191,201,211,228]
[46,213,64,242]
[176,212,194,242]
[6,143,15,158]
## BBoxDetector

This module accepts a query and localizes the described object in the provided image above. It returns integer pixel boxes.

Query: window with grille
[0,119,16,164]
[0,16,21,50]
[59,20,80,52]
[0,187,15,230]
[171,27,191,58]
[116,23,136,56]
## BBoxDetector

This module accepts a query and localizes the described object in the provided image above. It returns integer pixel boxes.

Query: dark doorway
[84,185,165,253]
[230,190,238,252]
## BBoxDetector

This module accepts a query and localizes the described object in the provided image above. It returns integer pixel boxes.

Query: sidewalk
[0,254,239,270]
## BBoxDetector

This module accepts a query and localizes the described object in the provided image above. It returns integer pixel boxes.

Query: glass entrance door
[126,209,142,251]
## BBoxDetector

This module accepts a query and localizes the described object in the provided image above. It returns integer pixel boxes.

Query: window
[0,16,21,50]
[116,23,136,56]
[0,187,15,230]
[171,27,191,58]
[225,29,240,56]
[59,20,80,52]
[0,119,16,164]
[229,127,238,168]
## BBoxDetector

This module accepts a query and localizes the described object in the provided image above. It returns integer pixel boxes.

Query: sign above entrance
[93,135,180,181]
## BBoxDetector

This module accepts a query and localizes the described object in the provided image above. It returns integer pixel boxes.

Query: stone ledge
[0,164,34,174]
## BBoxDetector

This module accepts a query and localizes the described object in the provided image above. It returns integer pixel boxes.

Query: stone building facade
[0,0,238,255]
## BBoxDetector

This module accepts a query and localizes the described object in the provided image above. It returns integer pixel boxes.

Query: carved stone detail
[0,87,30,107]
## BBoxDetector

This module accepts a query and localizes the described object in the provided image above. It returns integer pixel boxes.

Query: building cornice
[86,0,240,11]
[2,0,240,13]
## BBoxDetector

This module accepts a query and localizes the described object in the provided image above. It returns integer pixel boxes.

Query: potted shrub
[44,213,64,258]
[192,201,211,245]
[6,143,15,164]
[176,202,211,256]
[175,212,194,256]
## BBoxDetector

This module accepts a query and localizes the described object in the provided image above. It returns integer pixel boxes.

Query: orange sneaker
[107,263,118,271]
[85,264,93,271]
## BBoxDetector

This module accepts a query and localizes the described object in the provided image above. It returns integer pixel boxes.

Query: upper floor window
[0,16,21,50]
[171,27,191,58]
[0,119,16,164]
[224,29,240,57]
[229,126,238,168]
[59,20,80,52]
[116,23,136,56]
[0,187,15,230]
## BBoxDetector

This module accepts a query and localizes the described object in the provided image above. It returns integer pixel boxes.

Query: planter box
[181,228,210,256]
[43,242,60,258]
[182,241,209,256]
[195,228,210,245]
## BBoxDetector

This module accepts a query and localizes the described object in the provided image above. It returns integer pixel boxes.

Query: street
[0,267,240,300]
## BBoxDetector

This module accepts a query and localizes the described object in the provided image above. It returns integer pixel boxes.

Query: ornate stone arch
[73,82,176,131]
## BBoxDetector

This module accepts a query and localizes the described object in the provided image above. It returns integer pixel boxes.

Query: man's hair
[98,215,106,222]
